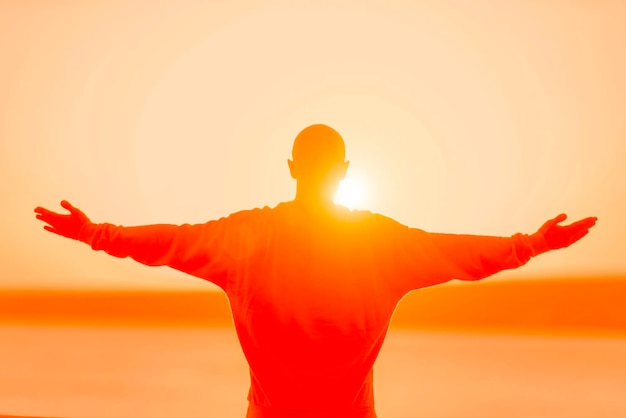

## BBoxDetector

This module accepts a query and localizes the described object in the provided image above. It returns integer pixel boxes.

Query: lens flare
[335,177,367,210]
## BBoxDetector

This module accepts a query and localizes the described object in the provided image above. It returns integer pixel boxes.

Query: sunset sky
[1,0,624,290]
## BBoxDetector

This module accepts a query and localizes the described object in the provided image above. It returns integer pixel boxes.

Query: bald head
[291,124,345,166]
[288,124,349,203]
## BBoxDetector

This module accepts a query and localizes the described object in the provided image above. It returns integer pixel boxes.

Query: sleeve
[76,213,253,290]
[384,221,550,295]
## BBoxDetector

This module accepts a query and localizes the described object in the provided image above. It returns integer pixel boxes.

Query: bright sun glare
[334,177,367,210]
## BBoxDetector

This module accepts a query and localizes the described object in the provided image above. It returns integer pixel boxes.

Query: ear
[287,159,297,180]
[337,160,350,180]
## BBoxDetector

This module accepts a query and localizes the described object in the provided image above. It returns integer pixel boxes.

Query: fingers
[34,206,53,216]
[539,213,597,247]
[61,200,78,215]
[35,201,77,215]
[35,200,89,241]
[35,202,72,217]
[43,225,64,237]
[36,213,59,229]
[551,213,567,225]
[564,217,598,234]
[35,201,87,222]
[539,213,567,235]
[61,199,88,220]
[35,204,68,230]
[559,216,597,247]
[571,216,597,228]
[34,207,58,224]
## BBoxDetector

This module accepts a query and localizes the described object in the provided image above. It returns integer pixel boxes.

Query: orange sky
[1,0,625,290]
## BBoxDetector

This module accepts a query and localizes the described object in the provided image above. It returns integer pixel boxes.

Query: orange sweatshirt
[78,201,549,418]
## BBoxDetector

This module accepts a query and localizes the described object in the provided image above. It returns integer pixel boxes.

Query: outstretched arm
[34,200,229,288]
[391,213,597,293]
[444,213,597,279]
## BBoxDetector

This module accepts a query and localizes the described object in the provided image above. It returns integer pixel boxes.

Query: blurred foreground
[1,278,625,417]
[1,326,625,418]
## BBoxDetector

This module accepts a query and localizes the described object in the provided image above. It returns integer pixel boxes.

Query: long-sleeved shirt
[78,200,550,418]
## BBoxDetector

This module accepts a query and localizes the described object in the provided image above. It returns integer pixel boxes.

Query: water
[1,326,624,418]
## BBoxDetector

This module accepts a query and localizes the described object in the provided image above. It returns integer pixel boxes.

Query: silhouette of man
[35,124,597,418]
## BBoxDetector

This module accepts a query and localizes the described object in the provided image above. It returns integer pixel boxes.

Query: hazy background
[1,0,625,290]
[1,3,625,417]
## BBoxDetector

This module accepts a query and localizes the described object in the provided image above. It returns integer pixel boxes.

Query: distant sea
[1,277,624,336]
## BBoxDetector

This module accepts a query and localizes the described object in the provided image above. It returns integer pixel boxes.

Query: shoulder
[226,205,274,219]
[350,211,434,246]
[216,205,276,229]
[345,208,405,229]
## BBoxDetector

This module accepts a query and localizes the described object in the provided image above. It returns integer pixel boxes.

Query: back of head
[291,124,346,171]
[289,124,349,205]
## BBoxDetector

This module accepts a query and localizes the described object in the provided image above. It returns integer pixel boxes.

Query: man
[34,124,597,418]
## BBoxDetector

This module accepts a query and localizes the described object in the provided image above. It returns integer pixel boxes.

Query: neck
[293,182,337,209]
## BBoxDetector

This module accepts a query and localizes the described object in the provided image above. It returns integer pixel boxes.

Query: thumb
[61,200,75,212]
[539,213,567,235]
[61,200,89,222]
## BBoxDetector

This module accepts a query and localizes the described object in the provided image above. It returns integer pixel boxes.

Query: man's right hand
[34,200,91,240]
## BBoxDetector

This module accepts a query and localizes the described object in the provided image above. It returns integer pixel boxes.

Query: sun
[334,177,367,210]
